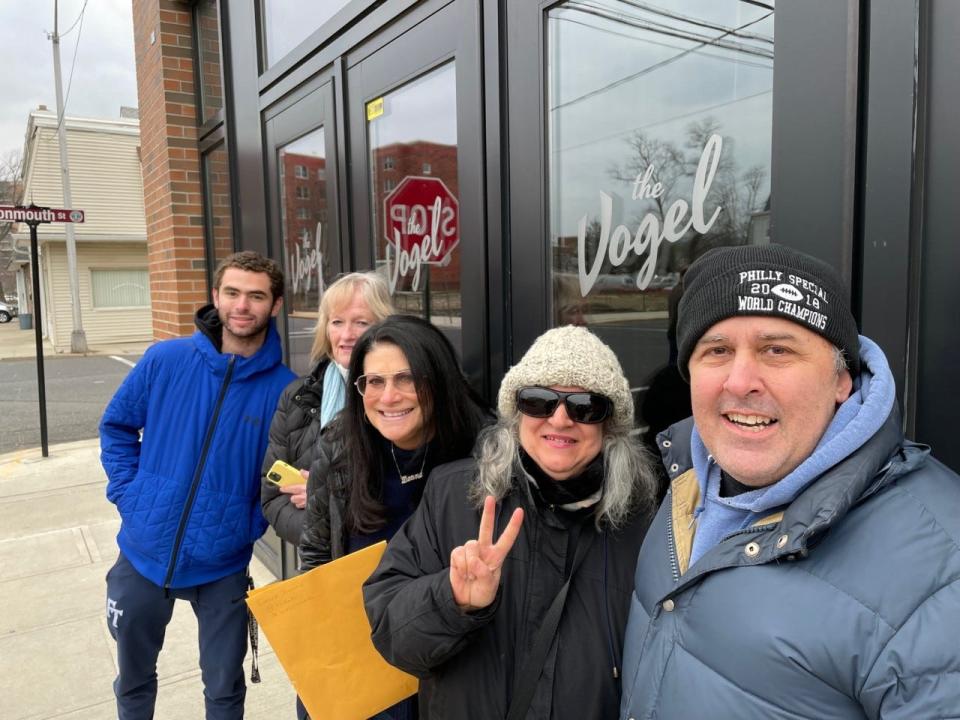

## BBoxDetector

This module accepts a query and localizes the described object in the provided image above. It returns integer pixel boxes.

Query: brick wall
[133,0,208,339]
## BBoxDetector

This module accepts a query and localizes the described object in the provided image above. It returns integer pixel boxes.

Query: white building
[12,107,151,351]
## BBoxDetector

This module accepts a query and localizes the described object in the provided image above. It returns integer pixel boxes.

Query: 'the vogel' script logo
[577,134,724,296]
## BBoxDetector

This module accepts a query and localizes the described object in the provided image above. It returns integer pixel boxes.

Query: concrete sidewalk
[0,439,296,720]
[0,320,153,360]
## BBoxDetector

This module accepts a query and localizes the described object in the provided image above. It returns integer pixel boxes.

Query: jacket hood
[195,303,223,350]
[192,303,285,381]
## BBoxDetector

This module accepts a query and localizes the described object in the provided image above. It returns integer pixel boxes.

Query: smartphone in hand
[266,459,302,487]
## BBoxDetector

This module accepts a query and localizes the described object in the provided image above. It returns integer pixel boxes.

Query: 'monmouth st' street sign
[0,205,85,224]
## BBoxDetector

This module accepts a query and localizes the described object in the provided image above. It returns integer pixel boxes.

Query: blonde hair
[310,272,395,363]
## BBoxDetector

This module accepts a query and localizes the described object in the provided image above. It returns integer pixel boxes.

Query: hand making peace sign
[450,495,524,611]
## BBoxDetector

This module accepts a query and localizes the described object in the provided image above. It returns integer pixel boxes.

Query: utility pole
[49,0,87,353]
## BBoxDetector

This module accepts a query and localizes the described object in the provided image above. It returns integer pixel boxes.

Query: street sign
[7,204,87,458]
[383,176,458,265]
[0,205,85,224]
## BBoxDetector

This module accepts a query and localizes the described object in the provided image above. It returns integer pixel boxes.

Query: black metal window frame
[198,127,236,291]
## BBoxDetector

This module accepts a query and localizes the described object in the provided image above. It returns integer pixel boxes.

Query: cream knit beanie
[497,325,634,432]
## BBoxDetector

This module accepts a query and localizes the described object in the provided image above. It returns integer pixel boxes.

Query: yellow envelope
[247,541,418,719]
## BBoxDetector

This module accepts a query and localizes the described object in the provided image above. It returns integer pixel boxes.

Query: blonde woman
[260,272,394,546]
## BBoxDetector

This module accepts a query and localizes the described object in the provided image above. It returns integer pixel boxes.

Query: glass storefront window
[195,0,224,123]
[201,142,235,277]
[278,128,330,372]
[367,63,461,345]
[547,0,774,440]
[261,1,353,69]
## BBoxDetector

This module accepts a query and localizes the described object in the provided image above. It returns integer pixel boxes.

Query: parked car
[0,300,18,323]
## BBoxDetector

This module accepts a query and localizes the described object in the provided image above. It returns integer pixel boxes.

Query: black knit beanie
[676,244,860,380]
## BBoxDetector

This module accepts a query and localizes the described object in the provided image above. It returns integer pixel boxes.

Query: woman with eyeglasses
[260,273,394,552]
[363,325,659,720]
[298,314,490,718]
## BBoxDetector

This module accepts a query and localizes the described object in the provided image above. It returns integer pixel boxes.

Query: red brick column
[133,0,208,339]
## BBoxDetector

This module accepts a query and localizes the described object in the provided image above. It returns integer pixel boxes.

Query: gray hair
[834,346,849,375]
[470,410,658,529]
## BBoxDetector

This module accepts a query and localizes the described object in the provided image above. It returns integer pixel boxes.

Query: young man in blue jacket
[620,244,960,719]
[100,251,296,720]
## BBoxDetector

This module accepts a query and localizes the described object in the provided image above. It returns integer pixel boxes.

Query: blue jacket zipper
[162,355,236,588]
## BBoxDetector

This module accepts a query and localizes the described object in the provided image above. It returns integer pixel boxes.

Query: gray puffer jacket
[260,359,330,545]
[619,410,960,719]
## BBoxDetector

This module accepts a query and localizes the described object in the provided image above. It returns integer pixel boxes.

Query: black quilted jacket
[259,359,331,545]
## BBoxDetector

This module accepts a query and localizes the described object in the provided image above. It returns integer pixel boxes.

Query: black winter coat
[363,458,652,720]
[298,425,349,569]
[260,359,331,545]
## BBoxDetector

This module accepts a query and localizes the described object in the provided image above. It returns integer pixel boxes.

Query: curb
[0,437,101,467]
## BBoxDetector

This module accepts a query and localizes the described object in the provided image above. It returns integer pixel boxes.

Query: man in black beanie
[620,243,960,719]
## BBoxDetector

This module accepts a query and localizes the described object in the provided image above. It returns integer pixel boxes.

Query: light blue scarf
[320,361,348,428]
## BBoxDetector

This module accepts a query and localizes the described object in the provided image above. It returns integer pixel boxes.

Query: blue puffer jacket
[620,409,960,719]
[100,307,295,589]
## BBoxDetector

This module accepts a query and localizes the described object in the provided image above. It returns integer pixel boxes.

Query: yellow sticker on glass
[366,97,384,121]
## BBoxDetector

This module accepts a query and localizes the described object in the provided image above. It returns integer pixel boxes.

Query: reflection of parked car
[593,273,636,291]
[646,272,680,290]
[0,300,18,323]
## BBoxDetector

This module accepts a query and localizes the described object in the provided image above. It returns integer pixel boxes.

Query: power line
[551,5,773,112]
[553,87,773,155]
[52,0,89,135]
[59,0,89,37]
[555,15,772,73]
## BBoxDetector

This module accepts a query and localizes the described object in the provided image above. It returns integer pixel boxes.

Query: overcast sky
[0,0,137,162]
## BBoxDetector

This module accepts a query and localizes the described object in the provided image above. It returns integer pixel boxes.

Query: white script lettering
[578,134,724,296]
[386,196,448,293]
[288,223,324,298]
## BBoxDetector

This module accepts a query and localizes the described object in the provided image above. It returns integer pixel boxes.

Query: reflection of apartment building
[282,152,328,250]
[373,141,458,200]
[280,152,327,315]
[11,108,151,351]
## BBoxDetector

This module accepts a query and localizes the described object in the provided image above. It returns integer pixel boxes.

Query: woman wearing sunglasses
[298,314,490,718]
[364,325,659,720]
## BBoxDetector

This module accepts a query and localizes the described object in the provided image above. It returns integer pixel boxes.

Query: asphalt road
[0,354,139,454]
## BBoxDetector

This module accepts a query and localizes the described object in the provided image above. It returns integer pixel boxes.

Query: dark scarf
[519,447,605,507]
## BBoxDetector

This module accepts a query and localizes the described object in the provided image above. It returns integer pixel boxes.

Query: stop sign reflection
[383,176,459,265]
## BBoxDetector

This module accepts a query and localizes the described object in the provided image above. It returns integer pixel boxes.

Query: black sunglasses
[516,387,613,425]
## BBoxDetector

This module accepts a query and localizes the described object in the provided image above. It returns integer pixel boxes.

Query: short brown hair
[212,251,284,301]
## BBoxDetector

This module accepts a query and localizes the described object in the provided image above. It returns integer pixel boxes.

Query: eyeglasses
[355,370,418,397]
[516,387,613,425]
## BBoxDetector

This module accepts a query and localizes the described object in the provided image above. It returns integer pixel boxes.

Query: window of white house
[91,269,151,308]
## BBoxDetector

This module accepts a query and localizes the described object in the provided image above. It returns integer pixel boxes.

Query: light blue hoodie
[687,335,895,566]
